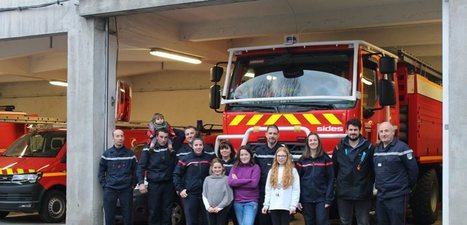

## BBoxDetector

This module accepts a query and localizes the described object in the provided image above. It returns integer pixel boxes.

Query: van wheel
[171,201,184,225]
[411,169,438,224]
[0,211,9,219]
[40,190,66,222]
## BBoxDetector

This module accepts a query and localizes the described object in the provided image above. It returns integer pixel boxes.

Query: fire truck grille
[0,176,12,183]
[0,193,33,201]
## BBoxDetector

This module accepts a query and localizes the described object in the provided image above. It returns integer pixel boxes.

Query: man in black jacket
[98,129,137,225]
[332,118,374,225]
[137,129,177,225]
[254,125,281,225]
[374,122,418,225]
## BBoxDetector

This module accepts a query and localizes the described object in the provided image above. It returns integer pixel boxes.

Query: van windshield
[3,131,66,157]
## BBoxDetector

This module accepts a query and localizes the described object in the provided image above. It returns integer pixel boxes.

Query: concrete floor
[0,211,442,225]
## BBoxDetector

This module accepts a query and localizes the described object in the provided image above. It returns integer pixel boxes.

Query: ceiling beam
[79,0,255,17]
[180,1,441,41]
[117,13,231,63]
[0,35,66,60]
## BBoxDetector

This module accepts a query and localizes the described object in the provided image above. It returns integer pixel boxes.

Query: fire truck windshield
[3,131,66,158]
[227,50,355,110]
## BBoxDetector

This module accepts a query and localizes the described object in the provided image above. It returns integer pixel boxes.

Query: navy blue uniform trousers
[376,195,408,225]
[302,202,329,225]
[182,194,207,225]
[103,187,133,225]
[148,181,175,225]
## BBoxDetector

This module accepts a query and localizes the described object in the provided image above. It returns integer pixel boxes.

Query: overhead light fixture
[149,48,202,64]
[362,77,373,86]
[49,80,68,87]
[244,69,255,78]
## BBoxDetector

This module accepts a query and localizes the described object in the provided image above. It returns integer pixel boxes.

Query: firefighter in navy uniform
[254,125,282,225]
[374,122,418,225]
[176,126,216,160]
[173,137,215,225]
[137,129,177,225]
[332,118,374,225]
[98,129,137,225]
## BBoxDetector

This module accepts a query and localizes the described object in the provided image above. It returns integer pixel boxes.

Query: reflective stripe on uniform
[101,156,136,160]
[374,149,413,157]
[254,154,275,159]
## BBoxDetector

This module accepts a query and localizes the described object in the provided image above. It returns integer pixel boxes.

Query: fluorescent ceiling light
[49,80,68,87]
[362,77,373,86]
[149,48,202,64]
[244,69,255,78]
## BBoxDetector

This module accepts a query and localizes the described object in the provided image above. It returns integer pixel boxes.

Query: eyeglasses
[277,155,288,158]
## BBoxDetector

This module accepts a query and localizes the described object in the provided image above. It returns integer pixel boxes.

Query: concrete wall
[445,0,467,224]
[0,70,223,125]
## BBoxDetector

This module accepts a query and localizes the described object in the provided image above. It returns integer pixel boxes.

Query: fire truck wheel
[0,211,8,219]
[40,190,66,223]
[171,201,184,225]
[411,169,439,224]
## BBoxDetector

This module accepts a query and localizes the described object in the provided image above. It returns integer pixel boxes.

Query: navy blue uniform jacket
[296,154,335,204]
[98,145,137,190]
[173,152,215,196]
[374,138,418,199]
[137,143,176,184]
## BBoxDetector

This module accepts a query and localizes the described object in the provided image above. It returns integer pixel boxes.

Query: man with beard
[254,125,281,225]
[332,118,374,225]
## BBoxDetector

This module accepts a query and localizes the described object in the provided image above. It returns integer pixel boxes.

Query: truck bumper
[0,183,44,212]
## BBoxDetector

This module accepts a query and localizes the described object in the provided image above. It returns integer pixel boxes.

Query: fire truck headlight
[11,173,41,184]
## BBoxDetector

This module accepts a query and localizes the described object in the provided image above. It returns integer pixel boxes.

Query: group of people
[98,113,419,225]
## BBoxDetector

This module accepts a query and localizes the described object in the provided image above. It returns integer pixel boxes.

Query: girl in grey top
[203,158,234,225]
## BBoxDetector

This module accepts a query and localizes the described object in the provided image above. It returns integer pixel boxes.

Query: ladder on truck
[0,114,148,129]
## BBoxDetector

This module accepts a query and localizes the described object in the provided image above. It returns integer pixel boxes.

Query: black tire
[171,201,184,225]
[411,169,439,224]
[39,190,66,223]
[0,211,9,219]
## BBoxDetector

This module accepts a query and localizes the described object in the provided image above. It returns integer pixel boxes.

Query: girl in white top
[261,146,300,225]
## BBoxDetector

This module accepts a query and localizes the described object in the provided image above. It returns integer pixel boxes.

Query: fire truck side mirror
[210,66,224,82]
[210,84,221,109]
[379,57,397,74]
[379,79,396,106]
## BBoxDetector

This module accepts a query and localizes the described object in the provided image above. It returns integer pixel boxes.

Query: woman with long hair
[296,132,334,225]
[228,146,261,225]
[261,146,300,225]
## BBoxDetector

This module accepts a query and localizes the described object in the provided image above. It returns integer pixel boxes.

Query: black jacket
[374,138,418,199]
[137,143,176,184]
[296,154,335,204]
[333,136,374,200]
[176,143,216,160]
[173,152,215,196]
[98,145,137,190]
[254,143,282,192]
[220,157,236,176]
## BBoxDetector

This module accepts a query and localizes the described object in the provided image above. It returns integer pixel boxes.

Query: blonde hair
[269,147,294,189]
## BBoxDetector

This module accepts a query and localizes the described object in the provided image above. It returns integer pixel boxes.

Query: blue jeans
[233,201,258,225]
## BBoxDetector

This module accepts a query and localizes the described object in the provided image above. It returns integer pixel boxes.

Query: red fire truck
[209,40,442,224]
[0,113,149,222]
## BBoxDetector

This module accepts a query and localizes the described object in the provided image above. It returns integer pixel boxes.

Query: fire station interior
[0,0,442,224]
[0,0,441,126]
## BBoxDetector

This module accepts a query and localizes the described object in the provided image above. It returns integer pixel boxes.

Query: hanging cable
[0,0,70,12]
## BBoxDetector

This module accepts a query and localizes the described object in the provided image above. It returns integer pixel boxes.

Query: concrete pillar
[444,0,467,224]
[66,17,117,225]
